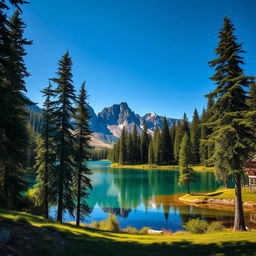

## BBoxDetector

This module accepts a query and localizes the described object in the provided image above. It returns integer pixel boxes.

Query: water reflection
[60,162,255,231]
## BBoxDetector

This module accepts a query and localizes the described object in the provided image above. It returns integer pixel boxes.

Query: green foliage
[159,117,173,164]
[89,221,100,229]
[183,219,208,234]
[207,221,224,233]
[178,133,195,194]
[140,124,149,163]
[206,17,256,231]
[89,214,120,232]
[73,82,92,225]
[90,148,110,160]
[139,226,150,234]
[119,127,127,164]
[247,81,256,111]
[0,9,31,209]
[50,52,77,222]
[190,109,200,164]
[123,226,138,234]
[34,82,56,219]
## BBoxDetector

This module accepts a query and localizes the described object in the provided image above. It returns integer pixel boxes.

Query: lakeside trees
[205,17,256,231]
[34,54,93,223]
[178,133,195,194]
[0,1,32,208]
[73,82,92,226]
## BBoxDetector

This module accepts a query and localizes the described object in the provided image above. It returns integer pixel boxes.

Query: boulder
[0,229,11,244]
[147,229,163,234]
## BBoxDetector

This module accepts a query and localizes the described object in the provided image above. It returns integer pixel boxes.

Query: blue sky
[21,0,256,120]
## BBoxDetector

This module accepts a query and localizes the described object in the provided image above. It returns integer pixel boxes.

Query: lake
[52,161,256,231]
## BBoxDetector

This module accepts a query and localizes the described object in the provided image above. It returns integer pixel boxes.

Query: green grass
[110,163,214,172]
[1,209,256,255]
[180,188,256,205]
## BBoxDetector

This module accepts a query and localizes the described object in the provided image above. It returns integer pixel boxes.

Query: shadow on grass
[59,230,256,256]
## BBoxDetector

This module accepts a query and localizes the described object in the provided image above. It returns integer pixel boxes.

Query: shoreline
[179,189,256,211]
[110,163,215,172]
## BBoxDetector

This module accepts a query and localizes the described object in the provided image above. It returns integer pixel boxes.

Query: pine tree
[153,127,160,164]
[173,121,183,163]
[200,96,215,166]
[73,82,92,226]
[132,125,140,164]
[190,109,200,164]
[178,133,195,194]
[207,17,256,231]
[148,140,154,164]
[140,124,149,163]
[127,132,133,164]
[170,124,176,158]
[119,127,127,164]
[34,83,55,219]
[181,113,190,136]
[0,10,32,208]
[247,81,256,110]
[51,52,77,222]
[159,117,173,164]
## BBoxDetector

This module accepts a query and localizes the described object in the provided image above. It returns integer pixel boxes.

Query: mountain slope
[27,102,180,148]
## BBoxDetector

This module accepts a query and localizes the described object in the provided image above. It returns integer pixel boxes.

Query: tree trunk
[76,162,82,226]
[44,164,49,219]
[233,172,246,231]
[187,183,190,195]
[224,176,228,189]
[57,164,63,222]
[44,131,49,219]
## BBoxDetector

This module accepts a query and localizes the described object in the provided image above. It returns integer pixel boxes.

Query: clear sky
[21,0,256,120]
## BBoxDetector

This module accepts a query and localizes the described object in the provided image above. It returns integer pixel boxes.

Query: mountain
[27,101,180,148]
[91,102,180,147]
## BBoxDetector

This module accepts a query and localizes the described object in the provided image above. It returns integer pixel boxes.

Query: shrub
[89,221,100,229]
[207,221,224,232]
[123,226,138,234]
[183,218,208,234]
[99,214,120,232]
[139,227,150,234]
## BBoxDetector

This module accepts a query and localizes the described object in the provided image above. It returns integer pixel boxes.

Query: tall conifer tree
[140,124,149,163]
[160,117,173,164]
[34,83,55,219]
[190,109,200,164]
[51,52,76,222]
[119,127,127,164]
[73,82,92,226]
[0,10,32,208]
[178,133,195,194]
[207,17,256,231]
[247,81,256,110]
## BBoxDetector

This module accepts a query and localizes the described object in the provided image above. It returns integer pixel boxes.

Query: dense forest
[0,0,92,226]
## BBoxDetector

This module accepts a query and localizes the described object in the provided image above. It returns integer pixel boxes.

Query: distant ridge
[27,101,180,148]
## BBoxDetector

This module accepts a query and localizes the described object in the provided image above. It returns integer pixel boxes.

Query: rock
[147,229,163,234]
[0,229,11,244]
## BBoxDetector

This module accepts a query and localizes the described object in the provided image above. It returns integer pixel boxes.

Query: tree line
[110,17,256,231]
[110,110,202,166]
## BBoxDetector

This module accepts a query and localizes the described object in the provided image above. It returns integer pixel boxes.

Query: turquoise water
[53,161,255,231]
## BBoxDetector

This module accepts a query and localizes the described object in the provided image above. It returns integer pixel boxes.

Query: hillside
[1,210,256,256]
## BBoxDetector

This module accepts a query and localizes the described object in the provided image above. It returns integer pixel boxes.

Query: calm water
[52,161,256,231]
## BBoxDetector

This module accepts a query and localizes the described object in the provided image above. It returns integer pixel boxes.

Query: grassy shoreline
[179,188,256,210]
[1,210,256,255]
[110,163,215,172]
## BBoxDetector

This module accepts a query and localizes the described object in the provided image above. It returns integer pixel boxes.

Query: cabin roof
[245,157,256,177]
